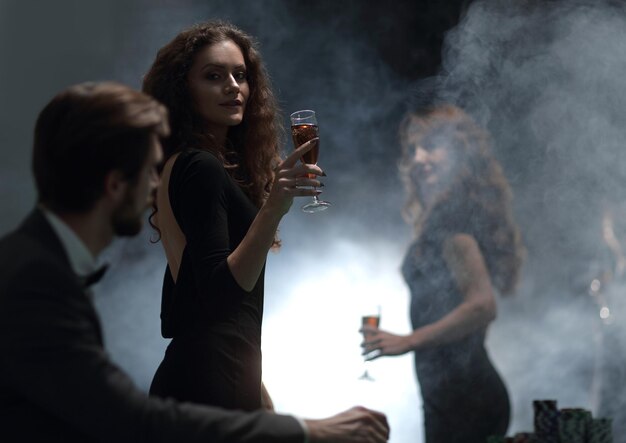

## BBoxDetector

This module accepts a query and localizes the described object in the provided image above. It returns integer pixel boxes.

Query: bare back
[155,153,186,283]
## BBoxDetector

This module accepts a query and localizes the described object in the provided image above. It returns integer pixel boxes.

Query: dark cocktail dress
[150,149,264,411]
[402,234,510,443]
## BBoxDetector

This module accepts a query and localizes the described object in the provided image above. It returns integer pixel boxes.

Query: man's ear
[103,170,128,204]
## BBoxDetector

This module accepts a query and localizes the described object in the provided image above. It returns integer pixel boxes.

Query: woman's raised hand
[265,137,325,216]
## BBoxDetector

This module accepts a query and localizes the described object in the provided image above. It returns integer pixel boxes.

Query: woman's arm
[226,138,322,291]
[174,140,322,296]
[362,233,496,358]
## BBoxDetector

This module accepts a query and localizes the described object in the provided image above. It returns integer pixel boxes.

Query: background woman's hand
[265,137,324,216]
[360,326,414,360]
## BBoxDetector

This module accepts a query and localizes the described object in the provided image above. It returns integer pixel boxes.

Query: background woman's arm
[363,233,496,357]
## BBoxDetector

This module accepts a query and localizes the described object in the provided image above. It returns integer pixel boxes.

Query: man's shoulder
[0,228,94,343]
[0,227,74,295]
[0,224,62,263]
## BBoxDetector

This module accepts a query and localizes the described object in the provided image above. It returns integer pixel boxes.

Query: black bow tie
[81,265,109,288]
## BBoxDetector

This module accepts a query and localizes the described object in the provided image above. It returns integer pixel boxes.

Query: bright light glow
[600,306,610,320]
[262,240,422,441]
[590,279,601,294]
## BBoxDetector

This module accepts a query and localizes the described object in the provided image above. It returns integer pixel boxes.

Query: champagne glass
[359,305,381,381]
[290,110,331,213]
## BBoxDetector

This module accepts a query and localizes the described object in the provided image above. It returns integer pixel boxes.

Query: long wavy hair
[399,104,524,295]
[143,20,282,220]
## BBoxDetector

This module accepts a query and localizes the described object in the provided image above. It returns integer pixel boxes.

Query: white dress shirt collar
[41,207,98,277]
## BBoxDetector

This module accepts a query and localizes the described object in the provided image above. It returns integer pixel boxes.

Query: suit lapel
[18,208,105,343]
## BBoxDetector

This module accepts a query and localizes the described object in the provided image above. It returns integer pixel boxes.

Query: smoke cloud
[435,0,626,436]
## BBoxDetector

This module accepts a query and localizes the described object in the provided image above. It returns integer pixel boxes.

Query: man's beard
[111,188,146,237]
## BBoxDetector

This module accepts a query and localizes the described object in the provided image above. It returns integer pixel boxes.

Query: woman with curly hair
[362,105,524,442]
[143,21,323,411]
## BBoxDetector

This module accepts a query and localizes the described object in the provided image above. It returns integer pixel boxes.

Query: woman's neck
[204,122,228,149]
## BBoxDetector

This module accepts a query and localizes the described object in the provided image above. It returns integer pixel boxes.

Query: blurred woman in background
[362,104,524,443]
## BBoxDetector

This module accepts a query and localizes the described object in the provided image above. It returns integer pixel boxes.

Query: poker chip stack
[559,408,592,443]
[487,400,612,443]
[534,400,559,443]
[588,418,613,443]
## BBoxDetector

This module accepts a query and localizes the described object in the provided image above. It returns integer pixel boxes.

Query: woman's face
[409,142,456,205]
[187,39,250,134]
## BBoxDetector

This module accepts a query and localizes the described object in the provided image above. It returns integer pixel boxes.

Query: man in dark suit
[0,81,389,443]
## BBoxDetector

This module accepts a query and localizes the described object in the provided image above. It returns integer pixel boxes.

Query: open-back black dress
[150,149,264,411]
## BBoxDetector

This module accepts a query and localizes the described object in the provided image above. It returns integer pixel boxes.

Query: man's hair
[32,81,169,213]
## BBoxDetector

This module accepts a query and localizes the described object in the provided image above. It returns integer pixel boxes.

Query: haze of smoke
[429,0,626,434]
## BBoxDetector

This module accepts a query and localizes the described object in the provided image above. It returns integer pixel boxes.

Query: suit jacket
[0,208,304,443]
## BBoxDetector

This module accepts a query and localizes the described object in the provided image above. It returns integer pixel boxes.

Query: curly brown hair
[143,20,283,209]
[399,104,524,295]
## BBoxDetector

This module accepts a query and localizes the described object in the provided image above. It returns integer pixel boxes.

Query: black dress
[150,149,264,411]
[402,234,510,443]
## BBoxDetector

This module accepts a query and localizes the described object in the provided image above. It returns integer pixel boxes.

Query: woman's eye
[235,71,247,81]
[205,73,220,80]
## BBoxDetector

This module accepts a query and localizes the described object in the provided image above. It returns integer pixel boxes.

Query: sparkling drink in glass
[290,110,331,213]
[359,307,381,381]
